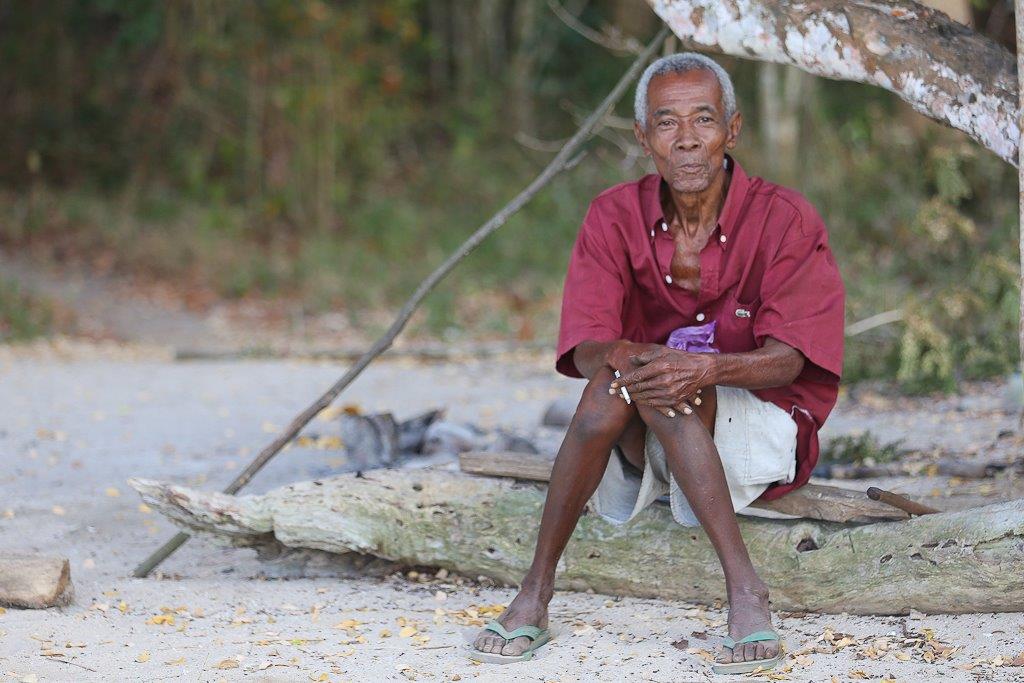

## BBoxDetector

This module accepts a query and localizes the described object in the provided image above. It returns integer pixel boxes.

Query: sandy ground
[1,343,1023,682]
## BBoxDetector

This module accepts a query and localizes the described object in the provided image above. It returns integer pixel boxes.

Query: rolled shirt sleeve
[752,207,845,383]
[555,203,632,378]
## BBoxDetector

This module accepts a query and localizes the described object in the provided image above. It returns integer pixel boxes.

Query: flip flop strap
[482,621,545,642]
[722,630,779,648]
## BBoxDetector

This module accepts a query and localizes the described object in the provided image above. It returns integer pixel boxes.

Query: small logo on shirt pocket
[734,308,751,318]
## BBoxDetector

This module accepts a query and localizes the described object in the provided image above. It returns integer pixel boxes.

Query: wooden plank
[458,450,909,523]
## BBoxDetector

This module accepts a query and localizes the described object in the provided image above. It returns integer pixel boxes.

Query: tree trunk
[128,469,1024,615]
[645,0,1019,165]
[757,63,809,185]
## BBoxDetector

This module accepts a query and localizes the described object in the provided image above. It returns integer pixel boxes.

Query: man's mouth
[676,163,705,174]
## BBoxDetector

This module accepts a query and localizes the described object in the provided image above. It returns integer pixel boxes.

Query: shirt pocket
[714,290,761,353]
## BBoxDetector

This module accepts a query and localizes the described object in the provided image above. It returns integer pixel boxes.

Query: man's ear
[633,120,650,156]
[725,111,742,150]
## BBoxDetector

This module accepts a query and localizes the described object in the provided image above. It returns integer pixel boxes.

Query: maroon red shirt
[556,156,845,500]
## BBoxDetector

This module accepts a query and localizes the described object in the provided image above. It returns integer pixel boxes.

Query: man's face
[634,69,742,195]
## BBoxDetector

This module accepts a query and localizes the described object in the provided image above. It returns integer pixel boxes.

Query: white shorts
[587,386,798,527]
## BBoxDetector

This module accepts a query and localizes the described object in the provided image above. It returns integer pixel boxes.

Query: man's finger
[627,388,676,404]
[628,350,660,366]
[613,363,663,389]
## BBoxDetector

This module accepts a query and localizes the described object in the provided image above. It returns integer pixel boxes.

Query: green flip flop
[710,628,783,675]
[466,621,552,664]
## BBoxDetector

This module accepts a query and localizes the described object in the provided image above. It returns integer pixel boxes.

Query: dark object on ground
[813,456,1022,480]
[339,412,400,468]
[541,396,578,427]
[397,409,444,452]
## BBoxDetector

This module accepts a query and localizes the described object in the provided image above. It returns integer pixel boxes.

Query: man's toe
[491,636,509,654]
[754,643,766,661]
[500,635,529,656]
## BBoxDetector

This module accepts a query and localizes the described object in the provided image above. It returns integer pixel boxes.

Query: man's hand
[604,341,661,378]
[610,346,715,415]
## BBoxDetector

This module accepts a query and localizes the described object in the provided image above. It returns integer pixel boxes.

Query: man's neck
[663,162,731,238]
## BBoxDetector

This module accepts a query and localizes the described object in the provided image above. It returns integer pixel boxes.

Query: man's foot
[717,581,779,665]
[472,587,550,657]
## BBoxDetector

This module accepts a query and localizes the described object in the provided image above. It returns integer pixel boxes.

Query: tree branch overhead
[646,0,1019,165]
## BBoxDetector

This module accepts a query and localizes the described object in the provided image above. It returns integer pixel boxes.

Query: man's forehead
[647,70,724,113]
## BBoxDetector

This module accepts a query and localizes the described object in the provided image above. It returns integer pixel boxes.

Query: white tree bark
[129,470,1024,615]
[645,0,1019,165]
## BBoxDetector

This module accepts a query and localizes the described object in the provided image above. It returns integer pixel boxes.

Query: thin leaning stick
[131,26,672,578]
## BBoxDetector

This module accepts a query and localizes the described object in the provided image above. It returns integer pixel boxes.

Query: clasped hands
[605,341,714,419]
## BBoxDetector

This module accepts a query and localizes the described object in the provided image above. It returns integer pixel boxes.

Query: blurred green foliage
[0,278,55,342]
[0,1,1019,392]
[818,432,905,467]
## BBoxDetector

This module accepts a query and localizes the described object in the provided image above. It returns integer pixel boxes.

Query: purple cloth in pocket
[666,320,719,354]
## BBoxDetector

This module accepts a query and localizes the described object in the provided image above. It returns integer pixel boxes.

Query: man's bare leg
[472,366,640,656]
[637,389,779,665]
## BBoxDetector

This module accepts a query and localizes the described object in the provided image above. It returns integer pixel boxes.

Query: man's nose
[674,125,700,150]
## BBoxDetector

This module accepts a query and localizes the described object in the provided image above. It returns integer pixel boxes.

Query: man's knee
[571,374,634,442]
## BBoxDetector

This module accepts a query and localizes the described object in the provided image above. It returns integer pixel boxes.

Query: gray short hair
[634,52,737,126]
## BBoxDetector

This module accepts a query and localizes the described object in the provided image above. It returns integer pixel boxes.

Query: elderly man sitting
[470,52,845,674]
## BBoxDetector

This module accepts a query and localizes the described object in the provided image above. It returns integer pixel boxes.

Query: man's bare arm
[611,337,805,409]
[573,339,667,381]
[708,337,805,389]
[571,340,620,380]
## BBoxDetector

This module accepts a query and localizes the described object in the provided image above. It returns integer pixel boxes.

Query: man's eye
[698,116,713,123]
[658,120,674,128]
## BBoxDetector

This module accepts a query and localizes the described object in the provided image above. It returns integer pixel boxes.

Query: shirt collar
[641,154,749,241]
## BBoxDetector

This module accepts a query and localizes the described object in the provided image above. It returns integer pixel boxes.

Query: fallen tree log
[129,469,1024,614]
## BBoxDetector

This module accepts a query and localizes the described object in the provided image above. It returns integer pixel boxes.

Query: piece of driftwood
[0,554,74,608]
[458,451,908,523]
[128,469,1024,614]
[868,487,941,517]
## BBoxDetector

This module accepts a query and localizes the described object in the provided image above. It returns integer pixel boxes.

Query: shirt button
[650,229,655,238]
[720,234,727,243]
[661,222,668,232]
[665,274,673,284]
[696,312,706,322]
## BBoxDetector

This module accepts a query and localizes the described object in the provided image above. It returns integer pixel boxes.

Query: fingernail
[694,397,702,406]
[608,388,615,394]
[610,383,618,389]
[667,410,675,417]
[683,406,693,415]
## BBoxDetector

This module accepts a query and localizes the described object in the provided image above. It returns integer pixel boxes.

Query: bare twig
[844,309,904,337]
[546,0,643,55]
[130,26,672,579]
